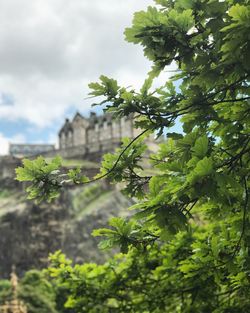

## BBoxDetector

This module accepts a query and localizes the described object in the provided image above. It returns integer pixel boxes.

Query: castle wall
[73,127,86,146]
[57,112,140,157]
[112,120,121,139]
[41,138,123,162]
[72,116,88,146]
[121,117,133,138]
[87,127,99,144]
[40,145,88,159]
[66,131,73,147]
[99,122,112,142]
[59,133,66,149]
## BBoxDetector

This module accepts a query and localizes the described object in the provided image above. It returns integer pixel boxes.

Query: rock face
[0,179,133,278]
[0,156,21,180]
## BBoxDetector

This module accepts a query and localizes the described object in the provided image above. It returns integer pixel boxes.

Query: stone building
[9,144,55,158]
[58,112,140,154]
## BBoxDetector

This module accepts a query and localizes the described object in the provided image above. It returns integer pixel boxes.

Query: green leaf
[140,77,153,95]
[187,157,214,184]
[191,135,209,158]
[228,4,250,23]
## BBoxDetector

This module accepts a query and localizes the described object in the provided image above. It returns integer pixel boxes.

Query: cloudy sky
[0,0,174,155]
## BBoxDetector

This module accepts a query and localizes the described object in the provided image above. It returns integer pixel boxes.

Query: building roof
[88,112,113,128]
[59,118,73,136]
[73,112,85,121]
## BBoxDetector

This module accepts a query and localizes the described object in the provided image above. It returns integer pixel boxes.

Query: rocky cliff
[0,177,133,279]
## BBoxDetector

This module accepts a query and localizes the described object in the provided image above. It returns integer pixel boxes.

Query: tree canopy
[16,0,250,312]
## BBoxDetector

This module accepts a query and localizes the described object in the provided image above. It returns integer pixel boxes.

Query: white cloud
[0,0,175,131]
[0,133,26,155]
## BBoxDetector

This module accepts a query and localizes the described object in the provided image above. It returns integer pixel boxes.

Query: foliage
[45,158,99,169]
[0,279,11,303]
[0,270,59,313]
[16,156,63,203]
[16,0,250,311]
[48,225,250,312]
[18,270,59,313]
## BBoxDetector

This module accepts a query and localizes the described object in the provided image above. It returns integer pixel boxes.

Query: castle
[8,111,141,162]
[59,112,139,150]
[56,111,141,160]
